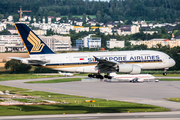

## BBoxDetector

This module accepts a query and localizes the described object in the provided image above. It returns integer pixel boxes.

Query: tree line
[0,0,180,23]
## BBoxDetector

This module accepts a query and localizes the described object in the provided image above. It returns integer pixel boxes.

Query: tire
[163,72,167,76]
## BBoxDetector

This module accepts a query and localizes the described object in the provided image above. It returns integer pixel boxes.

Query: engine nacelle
[118,64,141,74]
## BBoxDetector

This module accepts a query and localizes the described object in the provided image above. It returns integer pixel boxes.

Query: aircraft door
[69,56,72,61]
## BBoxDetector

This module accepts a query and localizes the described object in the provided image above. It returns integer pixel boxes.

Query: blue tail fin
[14,23,54,55]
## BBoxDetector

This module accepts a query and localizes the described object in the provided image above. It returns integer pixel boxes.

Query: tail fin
[14,23,54,55]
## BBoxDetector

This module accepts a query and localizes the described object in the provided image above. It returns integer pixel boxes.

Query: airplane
[109,73,155,83]
[59,72,74,76]
[11,23,175,79]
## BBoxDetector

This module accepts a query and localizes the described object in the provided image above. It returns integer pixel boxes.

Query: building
[33,29,47,35]
[130,38,180,48]
[0,41,5,52]
[0,35,26,52]
[117,25,139,35]
[80,34,101,48]
[106,39,124,48]
[7,27,18,34]
[0,23,6,31]
[7,15,13,22]
[40,35,71,51]
[88,37,101,48]
[73,26,89,33]
[143,31,158,35]
[39,36,56,51]
[76,39,84,48]
[0,35,22,44]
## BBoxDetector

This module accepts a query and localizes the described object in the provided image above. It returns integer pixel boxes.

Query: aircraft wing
[8,57,25,60]
[9,57,48,65]
[93,56,119,73]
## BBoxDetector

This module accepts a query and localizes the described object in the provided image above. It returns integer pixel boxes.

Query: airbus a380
[11,23,175,79]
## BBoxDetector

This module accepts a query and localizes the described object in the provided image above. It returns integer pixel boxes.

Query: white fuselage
[29,50,175,73]
[110,73,155,82]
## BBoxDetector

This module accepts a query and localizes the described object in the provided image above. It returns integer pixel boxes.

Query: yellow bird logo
[27,31,45,52]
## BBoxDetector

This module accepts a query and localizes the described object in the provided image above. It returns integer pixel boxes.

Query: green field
[159,79,180,81]
[0,74,64,81]
[0,85,169,116]
[153,74,180,77]
[0,85,28,92]
[166,98,180,102]
[26,78,83,83]
[1,73,180,81]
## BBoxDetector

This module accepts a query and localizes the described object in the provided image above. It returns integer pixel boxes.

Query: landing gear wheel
[107,76,112,79]
[104,75,108,78]
[163,72,167,76]
[88,74,93,78]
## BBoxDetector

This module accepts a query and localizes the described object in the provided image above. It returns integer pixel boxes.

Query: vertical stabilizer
[14,23,54,55]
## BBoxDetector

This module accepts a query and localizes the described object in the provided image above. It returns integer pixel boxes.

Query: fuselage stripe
[45,60,163,66]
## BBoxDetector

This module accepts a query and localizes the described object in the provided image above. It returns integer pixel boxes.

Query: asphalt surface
[1,76,180,119]
[0,76,180,111]
[1,111,180,120]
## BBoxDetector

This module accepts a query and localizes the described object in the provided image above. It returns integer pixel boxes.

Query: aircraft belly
[141,63,164,69]
[52,66,98,73]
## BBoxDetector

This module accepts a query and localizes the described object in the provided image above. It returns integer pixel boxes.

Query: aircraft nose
[171,59,176,67]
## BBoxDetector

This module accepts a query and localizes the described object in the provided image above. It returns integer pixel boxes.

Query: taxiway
[0,76,180,111]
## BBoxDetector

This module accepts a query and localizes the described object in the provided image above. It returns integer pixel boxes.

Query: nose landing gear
[163,68,168,76]
[163,72,167,76]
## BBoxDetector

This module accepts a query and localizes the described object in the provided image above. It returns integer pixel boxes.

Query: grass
[153,74,180,77]
[74,73,88,76]
[0,85,28,93]
[159,79,180,81]
[0,85,169,116]
[26,78,83,83]
[1,73,180,82]
[0,74,64,81]
[166,98,180,102]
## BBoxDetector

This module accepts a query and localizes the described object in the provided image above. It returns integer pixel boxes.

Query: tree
[96,11,101,22]
[13,14,19,22]
[34,67,58,73]
[125,40,131,46]
[5,12,9,19]
[30,13,34,23]
[45,14,48,23]
[0,29,10,35]
[5,59,32,73]
[35,13,39,23]
[103,14,109,24]
[125,20,132,25]
[83,13,86,25]
[161,27,168,34]
[48,11,56,17]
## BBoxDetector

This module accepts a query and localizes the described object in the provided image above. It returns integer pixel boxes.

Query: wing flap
[93,56,119,73]
[9,57,49,65]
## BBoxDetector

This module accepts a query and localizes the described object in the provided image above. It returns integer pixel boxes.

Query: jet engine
[118,64,141,74]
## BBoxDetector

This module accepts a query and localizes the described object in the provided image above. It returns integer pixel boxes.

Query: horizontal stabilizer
[8,57,25,60]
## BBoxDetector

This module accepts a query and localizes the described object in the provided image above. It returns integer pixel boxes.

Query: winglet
[14,23,54,55]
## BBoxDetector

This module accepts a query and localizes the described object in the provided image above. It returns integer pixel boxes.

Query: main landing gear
[130,78,138,83]
[88,74,112,79]
[163,68,168,76]
[88,74,104,79]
